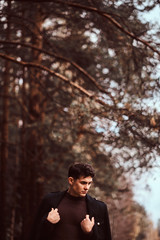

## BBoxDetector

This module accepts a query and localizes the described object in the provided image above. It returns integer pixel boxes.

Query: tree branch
[0,40,115,104]
[0,52,94,98]
[55,0,160,56]
[1,52,159,134]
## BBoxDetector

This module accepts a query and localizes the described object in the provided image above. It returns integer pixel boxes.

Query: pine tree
[0,1,160,239]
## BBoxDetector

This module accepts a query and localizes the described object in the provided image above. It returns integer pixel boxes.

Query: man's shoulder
[87,194,107,207]
[86,194,109,215]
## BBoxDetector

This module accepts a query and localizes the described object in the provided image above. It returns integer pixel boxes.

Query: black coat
[30,191,112,240]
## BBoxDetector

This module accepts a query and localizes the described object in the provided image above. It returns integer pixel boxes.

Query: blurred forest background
[0,0,160,239]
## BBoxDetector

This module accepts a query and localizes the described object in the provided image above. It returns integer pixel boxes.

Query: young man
[30,163,112,240]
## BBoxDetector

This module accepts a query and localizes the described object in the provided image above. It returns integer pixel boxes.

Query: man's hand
[47,208,60,224]
[81,214,95,233]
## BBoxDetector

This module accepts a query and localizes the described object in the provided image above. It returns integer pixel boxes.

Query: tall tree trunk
[0,1,11,239]
[20,5,45,240]
[20,67,27,240]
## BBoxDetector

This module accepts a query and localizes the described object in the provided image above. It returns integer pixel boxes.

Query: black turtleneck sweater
[52,192,92,240]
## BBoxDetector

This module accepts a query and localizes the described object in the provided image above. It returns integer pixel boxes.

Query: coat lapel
[86,194,97,217]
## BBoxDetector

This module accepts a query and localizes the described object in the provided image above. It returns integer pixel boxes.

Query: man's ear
[68,177,74,185]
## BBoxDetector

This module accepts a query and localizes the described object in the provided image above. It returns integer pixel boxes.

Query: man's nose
[84,185,89,190]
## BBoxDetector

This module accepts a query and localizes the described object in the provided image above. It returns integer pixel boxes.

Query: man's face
[68,176,93,197]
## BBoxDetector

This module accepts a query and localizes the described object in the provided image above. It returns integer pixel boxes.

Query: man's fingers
[81,215,94,233]
[91,217,95,223]
[47,207,60,224]
[51,208,58,212]
[84,215,94,224]
[49,208,54,213]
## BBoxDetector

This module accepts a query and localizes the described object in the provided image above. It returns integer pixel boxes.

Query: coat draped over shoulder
[29,191,112,240]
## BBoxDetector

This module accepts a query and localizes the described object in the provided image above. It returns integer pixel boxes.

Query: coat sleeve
[103,203,112,240]
[29,194,56,240]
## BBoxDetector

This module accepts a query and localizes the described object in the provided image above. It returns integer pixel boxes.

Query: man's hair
[68,163,95,179]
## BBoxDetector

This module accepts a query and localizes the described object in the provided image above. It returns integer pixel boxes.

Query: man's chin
[80,192,87,196]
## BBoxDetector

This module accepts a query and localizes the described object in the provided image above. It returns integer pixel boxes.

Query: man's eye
[80,181,92,185]
[81,181,88,185]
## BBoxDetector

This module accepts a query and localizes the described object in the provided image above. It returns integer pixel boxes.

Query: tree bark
[0,1,11,239]
[20,5,45,240]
